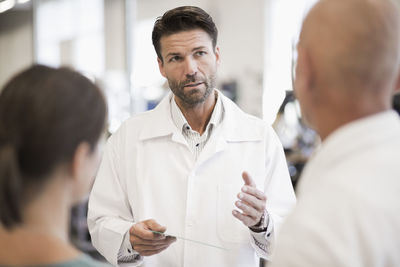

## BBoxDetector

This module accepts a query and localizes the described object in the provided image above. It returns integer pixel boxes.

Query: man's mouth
[183,82,203,88]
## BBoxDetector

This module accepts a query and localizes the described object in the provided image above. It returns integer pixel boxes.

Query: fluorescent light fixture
[17,0,30,4]
[0,0,16,13]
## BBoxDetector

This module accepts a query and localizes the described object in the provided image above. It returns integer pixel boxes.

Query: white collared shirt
[271,110,400,267]
[170,90,223,160]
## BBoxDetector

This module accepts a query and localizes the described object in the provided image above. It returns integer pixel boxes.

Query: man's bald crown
[300,0,400,92]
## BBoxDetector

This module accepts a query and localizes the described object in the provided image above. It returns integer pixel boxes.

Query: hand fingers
[133,236,176,254]
[130,219,166,240]
[138,245,170,256]
[237,192,266,212]
[134,243,170,252]
[235,200,261,219]
[242,172,256,187]
[129,220,176,256]
[238,199,264,217]
[130,234,174,246]
[242,186,267,202]
[131,224,161,240]
[232,210,257,227]
[147,219,167,233]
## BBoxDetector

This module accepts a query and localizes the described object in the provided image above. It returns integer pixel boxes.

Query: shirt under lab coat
[88,92,296,267]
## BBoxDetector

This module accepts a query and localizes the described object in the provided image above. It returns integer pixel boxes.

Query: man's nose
[184,57,197,77]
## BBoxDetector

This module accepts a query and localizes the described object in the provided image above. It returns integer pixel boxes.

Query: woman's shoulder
[0,254,112,267]
[49,254,111,267]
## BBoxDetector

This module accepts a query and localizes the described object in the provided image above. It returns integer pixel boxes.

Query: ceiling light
[0,0,16,13]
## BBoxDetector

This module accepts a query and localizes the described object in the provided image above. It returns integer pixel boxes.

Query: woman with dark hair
[0,65,110,266]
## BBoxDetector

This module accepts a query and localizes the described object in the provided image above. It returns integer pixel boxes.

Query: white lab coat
[271,111,400,267]
[88,92,296,267]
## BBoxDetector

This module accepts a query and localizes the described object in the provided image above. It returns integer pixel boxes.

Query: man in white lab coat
[88,6,295,267]
[271,0,400,266]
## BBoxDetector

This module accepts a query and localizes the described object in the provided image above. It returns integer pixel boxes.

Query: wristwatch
[249,210,269,233]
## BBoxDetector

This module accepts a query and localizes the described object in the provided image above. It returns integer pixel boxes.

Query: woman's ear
[69,140,103,203]
[71,142,91,180]
[395,72,400,93]
[70,142,94,203]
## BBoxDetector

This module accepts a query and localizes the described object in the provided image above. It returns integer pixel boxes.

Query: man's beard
[168,73,216,107]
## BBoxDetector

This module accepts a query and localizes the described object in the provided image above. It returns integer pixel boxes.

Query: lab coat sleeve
[249,209,274,258]
[87,133,142,266]
[117,231,143,263]
[250,126,296,260]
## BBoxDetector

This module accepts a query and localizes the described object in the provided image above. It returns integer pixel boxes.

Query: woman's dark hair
[152,6,218,62]
[0,65,107,229]
[393,92,400,115]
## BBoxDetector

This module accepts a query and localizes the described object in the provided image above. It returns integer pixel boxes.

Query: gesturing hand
[232,172,267,227]
[129,219,176,256]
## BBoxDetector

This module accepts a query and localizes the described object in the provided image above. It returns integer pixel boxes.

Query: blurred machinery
[69,199,106,261]
[273,90,319,189]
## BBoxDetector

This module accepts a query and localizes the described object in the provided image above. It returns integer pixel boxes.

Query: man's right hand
[129,219,176,256]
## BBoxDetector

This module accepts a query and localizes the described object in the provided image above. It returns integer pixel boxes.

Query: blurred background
[0,0,319,125]
[1,0,399,265]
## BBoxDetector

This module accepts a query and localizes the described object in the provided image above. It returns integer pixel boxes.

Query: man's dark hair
[152,6,218,62]
[0,65,107,229]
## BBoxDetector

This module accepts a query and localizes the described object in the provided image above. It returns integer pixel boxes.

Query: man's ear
[71,142,90,182]
[157,57,166,78]
[214,46,221,66]
[295,46,313,96]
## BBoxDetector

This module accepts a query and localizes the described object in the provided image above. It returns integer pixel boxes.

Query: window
[263,0,317,124]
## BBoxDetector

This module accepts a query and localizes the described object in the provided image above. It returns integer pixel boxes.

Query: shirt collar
[139,90,264,142]
[170,90,223,134]
[308,110,400,170]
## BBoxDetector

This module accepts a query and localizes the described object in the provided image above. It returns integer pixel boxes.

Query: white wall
[104,0,126,71]
[0,9,34,89]
[215,0,264,117]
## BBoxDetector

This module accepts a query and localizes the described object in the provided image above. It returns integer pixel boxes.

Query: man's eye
[169,56,181,62]
[195,51,206,56]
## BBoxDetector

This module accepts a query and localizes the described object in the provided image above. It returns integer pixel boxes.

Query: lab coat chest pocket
[217,183,250,244]
[214,140,266,244]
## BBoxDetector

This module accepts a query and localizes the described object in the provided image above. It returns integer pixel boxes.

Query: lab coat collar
[311,110,400,169]
[138,93,177,141]
[219,93,264,142]
[139,90,264,142]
